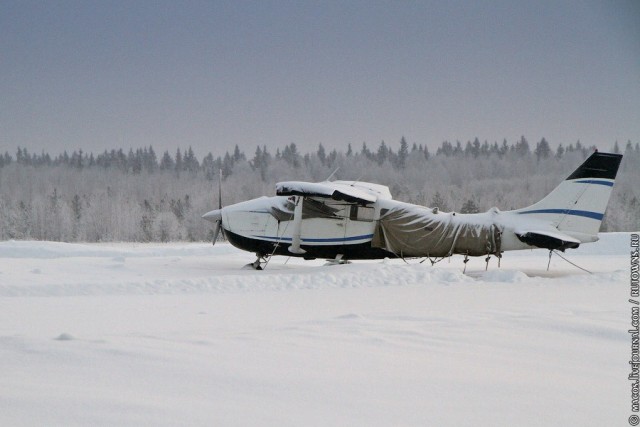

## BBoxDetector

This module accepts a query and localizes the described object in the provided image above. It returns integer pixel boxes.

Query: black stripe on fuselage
[224,230,392,260]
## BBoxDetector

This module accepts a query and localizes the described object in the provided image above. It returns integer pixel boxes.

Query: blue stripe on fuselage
[252,233,374,243]
[518,209,603,220]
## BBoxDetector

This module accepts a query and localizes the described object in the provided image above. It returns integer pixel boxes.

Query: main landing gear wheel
[323,254,351,266]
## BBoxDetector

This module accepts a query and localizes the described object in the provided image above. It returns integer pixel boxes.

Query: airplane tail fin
[514,151,623,240]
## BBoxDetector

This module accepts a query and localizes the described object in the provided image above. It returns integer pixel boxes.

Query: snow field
[0,233,633,426]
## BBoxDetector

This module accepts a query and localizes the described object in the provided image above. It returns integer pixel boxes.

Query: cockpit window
[270,197,373,221]
[302,198,340,219]
[350,205,374,221]
[270,197,340,221]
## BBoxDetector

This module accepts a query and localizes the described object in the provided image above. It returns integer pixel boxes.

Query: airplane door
[344,204,375,244]
[275,198,348,247]
[299,203,347,247]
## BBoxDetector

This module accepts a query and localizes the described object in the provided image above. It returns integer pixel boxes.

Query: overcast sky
[1,0,638,157]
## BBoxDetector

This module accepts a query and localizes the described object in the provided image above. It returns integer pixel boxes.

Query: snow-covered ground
[0,233,633,426]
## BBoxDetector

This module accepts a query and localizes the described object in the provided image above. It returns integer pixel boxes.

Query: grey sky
[1,0,638,157]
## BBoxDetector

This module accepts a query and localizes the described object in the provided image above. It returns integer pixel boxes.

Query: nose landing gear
[244,253,270,270]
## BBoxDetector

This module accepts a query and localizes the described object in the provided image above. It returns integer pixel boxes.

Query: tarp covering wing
[372,206,503,257]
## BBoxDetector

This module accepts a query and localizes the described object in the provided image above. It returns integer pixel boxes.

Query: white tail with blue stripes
[515,152,622,240]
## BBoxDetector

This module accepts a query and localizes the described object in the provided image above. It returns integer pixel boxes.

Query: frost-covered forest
[0,137,638,242]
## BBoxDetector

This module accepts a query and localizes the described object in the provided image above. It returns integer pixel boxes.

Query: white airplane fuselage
[204,152,622,264]
[215,196,578,260]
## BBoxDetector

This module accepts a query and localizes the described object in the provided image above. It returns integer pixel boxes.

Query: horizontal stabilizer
[515,229,580,251]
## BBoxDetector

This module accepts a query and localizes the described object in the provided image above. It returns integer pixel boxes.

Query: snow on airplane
[203,151,622,270]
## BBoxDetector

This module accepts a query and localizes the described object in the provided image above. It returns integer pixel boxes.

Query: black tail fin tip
[566,152,623,181]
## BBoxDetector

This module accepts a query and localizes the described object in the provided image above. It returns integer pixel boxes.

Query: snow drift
[0,233,632,426]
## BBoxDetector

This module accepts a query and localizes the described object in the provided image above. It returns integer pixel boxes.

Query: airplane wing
[276,181,378,204]
[514,228,581,251]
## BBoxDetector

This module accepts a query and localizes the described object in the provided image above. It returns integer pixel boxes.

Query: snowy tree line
[0,137,638,242]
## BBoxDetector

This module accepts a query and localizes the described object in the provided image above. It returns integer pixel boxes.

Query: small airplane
[203,151,622,270]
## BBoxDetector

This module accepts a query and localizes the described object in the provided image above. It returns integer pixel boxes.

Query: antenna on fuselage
[218,168,223,210]
[214,168,225,242]
[325,167,340,182]
[349,175,364,186]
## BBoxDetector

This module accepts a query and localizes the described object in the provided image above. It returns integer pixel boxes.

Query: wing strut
[288,196,306,255]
